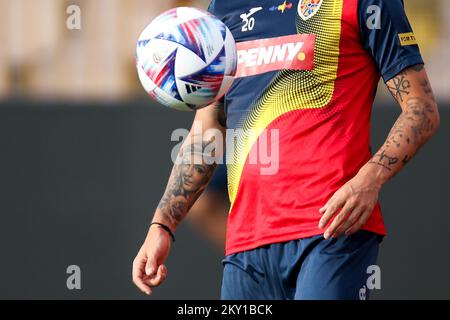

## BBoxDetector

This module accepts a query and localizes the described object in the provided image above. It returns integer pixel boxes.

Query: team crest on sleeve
[298,0,322,21]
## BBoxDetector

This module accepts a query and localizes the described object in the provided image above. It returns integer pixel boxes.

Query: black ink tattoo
[404,97,436,145]
[157,138,218,226]
[374,64,439,176]
[373,96,436,171]
[369,150,399,171]
[402,155,411,166]
[387,72,411,103]
[385,116,408,149]
[420,78,434,99]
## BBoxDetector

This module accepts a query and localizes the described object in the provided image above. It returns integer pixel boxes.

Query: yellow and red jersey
[208,0,423,255]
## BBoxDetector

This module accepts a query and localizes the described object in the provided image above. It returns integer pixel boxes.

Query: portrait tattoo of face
[158,138,218,225]
[180,140,216,193]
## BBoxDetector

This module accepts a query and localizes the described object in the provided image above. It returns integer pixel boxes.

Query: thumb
[145,256,157,276]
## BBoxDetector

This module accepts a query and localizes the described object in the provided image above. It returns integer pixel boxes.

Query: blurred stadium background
[0,0,448,299]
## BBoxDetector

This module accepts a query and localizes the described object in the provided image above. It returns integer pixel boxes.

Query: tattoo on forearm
[385,116,408,149]
[404,97,437,144]
[369,150,399,171]
[157,138,218,226]
[374,64,438,173]
[371,96,437,172]
[402,155,411,166]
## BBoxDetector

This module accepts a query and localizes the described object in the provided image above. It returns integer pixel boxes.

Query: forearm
[150,102,226,231]
[361,66,440,187]
[151,134,218,231]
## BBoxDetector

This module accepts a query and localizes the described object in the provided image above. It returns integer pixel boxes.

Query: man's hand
[132,225,171,295]
[132,103,226,295]
[318,64,439,240]
[318,166,381,239]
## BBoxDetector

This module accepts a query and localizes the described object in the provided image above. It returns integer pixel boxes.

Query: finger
[132,258,152,295]
[318,197,345,229]
[145,264,168,287]
[135,277,153,295]
[334,207,364,237]
[145,255,157,276]
[324,201,355,239]
[318,204,327,214]
[319,193,338,213]
[345,210,372,236]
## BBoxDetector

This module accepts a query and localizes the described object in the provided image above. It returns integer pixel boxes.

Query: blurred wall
[0,99,449,299]
[0,0,448,102]
[0,0,209,101]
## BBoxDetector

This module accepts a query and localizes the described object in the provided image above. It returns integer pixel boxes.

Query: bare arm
[152,101,226,230]
[319,64,440,238]
[132,101,226,295]
[367,64,440,182]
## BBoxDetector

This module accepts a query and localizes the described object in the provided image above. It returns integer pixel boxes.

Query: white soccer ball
[136,7,237,111]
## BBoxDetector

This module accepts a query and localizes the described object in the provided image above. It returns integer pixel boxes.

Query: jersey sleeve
[207,1,223,18]
[358,0,424,82]
[207,1,215,14]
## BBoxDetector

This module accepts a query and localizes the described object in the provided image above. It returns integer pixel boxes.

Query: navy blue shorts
[221,231,383,300]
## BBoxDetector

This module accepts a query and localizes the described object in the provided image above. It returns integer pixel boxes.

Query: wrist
[149,222,176,242]
[358,163,387,190]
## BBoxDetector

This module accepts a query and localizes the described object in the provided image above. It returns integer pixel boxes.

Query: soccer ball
[136,7,237,111]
